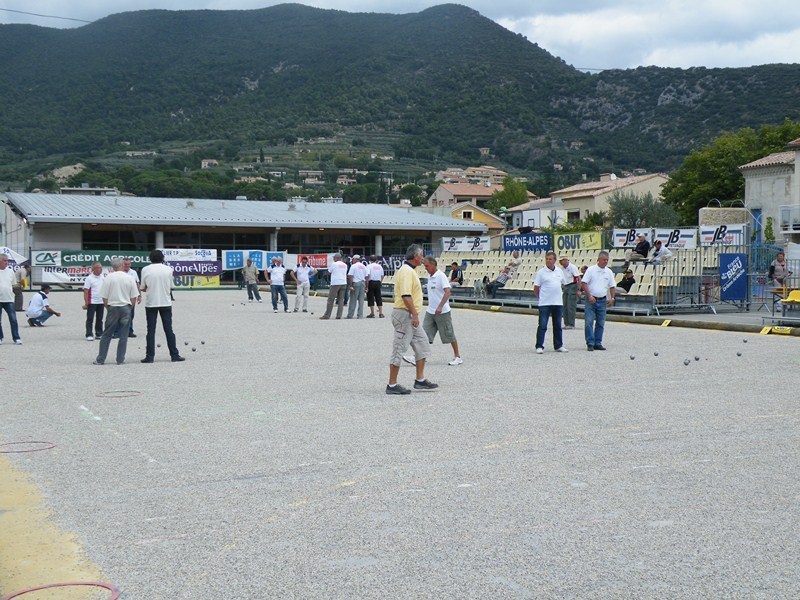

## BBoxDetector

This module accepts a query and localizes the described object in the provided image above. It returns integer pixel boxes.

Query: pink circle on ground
[2,581,120,599]
[0,441,56,454]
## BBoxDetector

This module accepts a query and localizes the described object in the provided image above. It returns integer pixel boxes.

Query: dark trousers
[86,303,105,337]
[536,304,563,350]
[246,282,261,301]
[367,280,383,307]
[271,285,288,310]
[145,306,180,359]
[0,301,21,342]
[323,285,346,318]
[97,305,131,364]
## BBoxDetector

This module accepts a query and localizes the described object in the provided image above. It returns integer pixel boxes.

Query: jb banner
[441,236,491,252]
[719,253,748,301]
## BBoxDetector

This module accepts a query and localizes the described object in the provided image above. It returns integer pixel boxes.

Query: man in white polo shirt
[93,257,139,365]
[266,256,289,313]
[291,256,316,313]
[0,253,22,345]
[347,254,368,319]
[140,249,185,363]
[83,262,106,340]
[404,256,462,366]
[365,255,385,318]
[534,251,568,354]
[320,253,348,320]
[581,250,616,351]
[26,285,61,327]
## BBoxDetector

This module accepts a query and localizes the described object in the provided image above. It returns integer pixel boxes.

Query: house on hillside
[428,183,536,209]
[401,201,506,235]
[740,138,800,243]
[434,165,510,185]
[550,173,669,223]
[507,198,567,230]
[201,159,219,169]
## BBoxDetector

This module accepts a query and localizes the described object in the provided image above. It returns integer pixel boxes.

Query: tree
[485,176,528,214]
[399,183,424,206]
[607,191,678,228]
[662,120,800,224]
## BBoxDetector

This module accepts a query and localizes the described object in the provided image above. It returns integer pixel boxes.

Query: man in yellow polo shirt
[387,244,438,395]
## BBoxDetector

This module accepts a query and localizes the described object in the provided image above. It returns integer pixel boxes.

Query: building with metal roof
[1,193,486,258]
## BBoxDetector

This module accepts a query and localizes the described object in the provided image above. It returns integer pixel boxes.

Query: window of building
[567,210,581,224]
[462,210,473,220]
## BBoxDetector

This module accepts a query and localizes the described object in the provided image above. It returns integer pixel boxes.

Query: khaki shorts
[423,311,456,344]
[389,309,430,366]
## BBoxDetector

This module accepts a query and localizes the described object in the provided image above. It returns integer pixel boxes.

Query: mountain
[1,3,798,174]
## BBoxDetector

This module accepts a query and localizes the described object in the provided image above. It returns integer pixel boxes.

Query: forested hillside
[1,3,798,174]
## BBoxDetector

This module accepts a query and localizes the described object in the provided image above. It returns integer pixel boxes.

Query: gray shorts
[423,311,456,344]
[389,309,430,366]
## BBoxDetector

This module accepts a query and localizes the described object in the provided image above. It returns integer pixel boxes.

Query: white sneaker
[556,347,569,353]
[258,300,262,303]
[0,339,3,344]
[14,339,23,345]
[273,309,278,313]
[249,299,253,303]
[86,335,94,341]
[536,347,544,354]
[401,355,416,365]
[448,356,464,366]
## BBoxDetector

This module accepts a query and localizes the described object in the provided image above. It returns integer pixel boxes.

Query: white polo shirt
[367,263,384,282]
[534,266,564,306]
[268,265,287,285]
[294,264,314,284]
[329,260,348,286]
[559,262,580,285]
[141,263,173,307]
[101,270,139,307]
[426,270,451,314]
[348,261,367,283]
[582,264,616,298]
[83,272,106,304]
[26,291,49,318]
[0,267,15,302]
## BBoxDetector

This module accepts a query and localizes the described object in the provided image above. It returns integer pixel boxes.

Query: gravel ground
[1,289,799,599]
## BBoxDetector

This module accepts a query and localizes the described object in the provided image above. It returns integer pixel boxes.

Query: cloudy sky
[2,0,799,70]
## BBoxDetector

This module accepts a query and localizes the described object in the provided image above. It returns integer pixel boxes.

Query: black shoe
[27,318,37,327]
[129,333,137,338]
[35,321,45,327]
[593,345,607,351]
[586,346,594,352]
[386,384,412,395]
[171,356,186,362]
[413,379,439,391]
[141,357,154,363]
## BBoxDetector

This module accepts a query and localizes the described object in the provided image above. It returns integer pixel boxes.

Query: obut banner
[173,275,220,288]
[554,232,602,252]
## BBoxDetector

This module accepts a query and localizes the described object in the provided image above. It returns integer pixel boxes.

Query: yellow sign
[770,326,792,335]
[490,306,500,311]
[172,275,220,288]
[760,326,772,335]
[661,319,671,327]
[554,232,602,252]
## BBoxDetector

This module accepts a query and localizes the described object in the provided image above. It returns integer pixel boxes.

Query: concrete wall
[743,166,793,239]
[698,207,749,226]
[33,223,82,250]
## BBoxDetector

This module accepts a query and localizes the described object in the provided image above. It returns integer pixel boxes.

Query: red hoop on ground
[1,581,120,599]
[0,441,56,453]
[95,390,143,399]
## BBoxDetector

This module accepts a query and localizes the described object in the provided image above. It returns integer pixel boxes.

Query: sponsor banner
[222,250,286,270]
[720,253,748,301]
[653,228,697,249]
[41,265,110,284]
[162,248,217,261]
[613,229,651,248]
[554,232,602,252]
[1,246,28,267]
[173,275,220,288]
[441,236,491,252]
[699,224,746,246]
[33,250,151,267]
[301,254,329,269]
[502,233,552,252]
[166,261,223,276]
